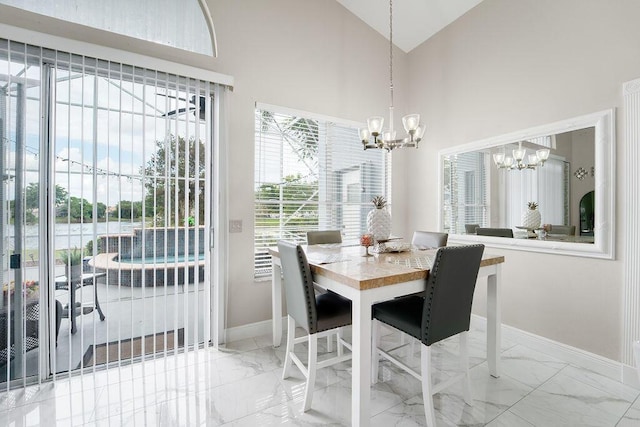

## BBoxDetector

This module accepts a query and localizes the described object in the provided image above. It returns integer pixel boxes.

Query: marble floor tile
[510,371,634,427]
[484,409,534,427]
[176,370,289,424]
[3,331,640,427]
[499,345,567,388]
[430,362,533,426]
[371,399,459,427]
[618,395,640,427]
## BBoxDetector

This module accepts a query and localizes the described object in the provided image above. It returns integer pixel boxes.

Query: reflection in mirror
[443,128,592,240]
[439,109,614,259]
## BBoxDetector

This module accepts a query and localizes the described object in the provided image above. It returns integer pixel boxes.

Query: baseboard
[623,363,640,389]
[225,317,286,343]
[471,315,638,388]
[225,315,639,389]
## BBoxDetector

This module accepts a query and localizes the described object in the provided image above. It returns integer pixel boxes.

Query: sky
[2,63,207,206]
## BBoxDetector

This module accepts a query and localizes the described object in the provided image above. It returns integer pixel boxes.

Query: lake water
[11,222,143,250]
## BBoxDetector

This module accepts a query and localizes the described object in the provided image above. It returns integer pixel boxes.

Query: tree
[255,174,318,218]
[114,200,143,219]
[142,134,205,226]
[25,183,68,210]
[57,196,93,221]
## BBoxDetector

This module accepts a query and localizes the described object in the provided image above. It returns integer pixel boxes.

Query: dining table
[269,243,505,427]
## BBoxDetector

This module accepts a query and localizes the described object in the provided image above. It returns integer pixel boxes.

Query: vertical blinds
[1,37,217,390]
[505,157,569,227]
[254,107,390,277]
[443,151,488,234]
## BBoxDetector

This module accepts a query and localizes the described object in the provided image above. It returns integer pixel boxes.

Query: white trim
[197,0,218,58]
[0,23,234,87]
[225,317,286,343]
[256,102,365,129]
[622,77,640,369]
[471,315,640,389]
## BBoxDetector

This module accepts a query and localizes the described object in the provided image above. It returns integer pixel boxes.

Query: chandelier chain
[389,0,394,109]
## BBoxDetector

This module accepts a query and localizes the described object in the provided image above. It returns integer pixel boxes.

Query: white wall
[405,0,640,361]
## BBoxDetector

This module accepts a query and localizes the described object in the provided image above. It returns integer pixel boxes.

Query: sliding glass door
[0,40,43,387]
[1,38,218,388]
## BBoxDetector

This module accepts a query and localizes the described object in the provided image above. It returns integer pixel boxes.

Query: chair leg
[303,334,318,412]
[282,315,295,380]
[337,327,344,357]
[372,319,380,384]
[420,345,437,427]
[410,336,417,358]
[327,334,333,353]
[460,331,473,406]
[399,330,408,356]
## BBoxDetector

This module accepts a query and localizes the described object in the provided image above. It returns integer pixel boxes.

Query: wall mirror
[438,109,615,259]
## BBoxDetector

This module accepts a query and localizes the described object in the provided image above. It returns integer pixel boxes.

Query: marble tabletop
[269,244,504,291]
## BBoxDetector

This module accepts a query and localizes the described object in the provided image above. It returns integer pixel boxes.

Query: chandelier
[493,141,550,170]
[359,0,424,151]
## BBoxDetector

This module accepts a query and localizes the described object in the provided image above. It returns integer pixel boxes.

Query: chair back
[476,227,513,238]
[421,244,484,346]
[549,225,575,236]
[411,231,448,249]
[277,241,317,333]
[464,224,480,234]
[307,230,342,245]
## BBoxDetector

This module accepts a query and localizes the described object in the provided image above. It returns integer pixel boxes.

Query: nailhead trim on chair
[296,245,318,334]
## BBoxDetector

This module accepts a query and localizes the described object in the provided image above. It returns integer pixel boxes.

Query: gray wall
[404,0,640,361]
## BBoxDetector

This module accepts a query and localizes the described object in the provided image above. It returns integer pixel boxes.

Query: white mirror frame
[438,109,615,259]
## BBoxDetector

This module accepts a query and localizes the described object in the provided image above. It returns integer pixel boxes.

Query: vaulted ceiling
[336,0,484,52]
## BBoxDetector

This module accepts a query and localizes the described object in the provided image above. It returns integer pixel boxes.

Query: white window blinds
[254,107,390,277]
[443,151,489,234]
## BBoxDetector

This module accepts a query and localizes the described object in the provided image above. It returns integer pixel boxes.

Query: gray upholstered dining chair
[278,241,352,411]
[476,227,513,238]
[465,223,480,234]
[306,229,343,352]
[411,231,448,249]
[549,225,576,236]
[306,230,342,245]
[371,244,485,426]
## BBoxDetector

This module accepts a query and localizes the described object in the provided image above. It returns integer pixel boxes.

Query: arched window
[0,0,217,56]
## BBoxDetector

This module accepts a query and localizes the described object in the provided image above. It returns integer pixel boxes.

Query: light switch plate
[229,219,243,233]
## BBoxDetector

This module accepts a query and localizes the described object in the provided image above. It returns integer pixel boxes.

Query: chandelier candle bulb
[367,116,384,135]
[513,142,526,162]
[402,114,420,132]
[536,148,550,165]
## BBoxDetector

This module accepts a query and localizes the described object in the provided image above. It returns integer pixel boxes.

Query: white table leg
[272,261,283,347]
[487,264,502,377]
[352,293,372,427]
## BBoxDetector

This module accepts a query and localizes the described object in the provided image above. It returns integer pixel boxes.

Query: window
[254,106,390,277]
[0,0,216,56]
[443,152,488,234]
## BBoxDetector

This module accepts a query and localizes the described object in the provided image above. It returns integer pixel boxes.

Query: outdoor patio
[53,277,208,373]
